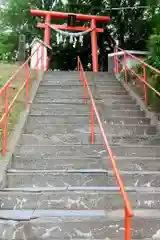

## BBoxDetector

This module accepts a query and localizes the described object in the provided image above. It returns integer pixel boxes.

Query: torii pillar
[30,9,111,72]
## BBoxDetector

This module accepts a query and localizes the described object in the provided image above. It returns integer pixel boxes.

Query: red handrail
[0,44,44,155]
[114,46,160,104]
[77,56,133,240]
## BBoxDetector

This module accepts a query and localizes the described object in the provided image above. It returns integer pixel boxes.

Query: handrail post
[143,66,148,105]
[2,88,8,155]
[114,46,117,73]
[77,57,79,71]
[91,101,94,144]
[84,78,87,104]
[36,48,39,80]
[125,206,131,240]
[41,45,44,71]
[114,45,119,73]
[124,52,128,83]
[80,65,83,83]
[25,63,29,105]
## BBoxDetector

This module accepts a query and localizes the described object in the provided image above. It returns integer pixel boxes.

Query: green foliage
[106,0,153,50]
[0,0,158,69]
[147,34,160,69]
[0,32,18,62]
[145,32,160,108]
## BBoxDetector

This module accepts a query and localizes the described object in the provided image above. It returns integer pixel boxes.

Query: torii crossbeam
[30,9,111,72]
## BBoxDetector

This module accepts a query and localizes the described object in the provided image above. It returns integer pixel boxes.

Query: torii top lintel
[30,9,111,23]
[30,9,110,72]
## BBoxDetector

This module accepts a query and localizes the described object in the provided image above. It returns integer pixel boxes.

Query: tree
[0,0,157,69]
[0,33,18,61]
[106,0,154,49]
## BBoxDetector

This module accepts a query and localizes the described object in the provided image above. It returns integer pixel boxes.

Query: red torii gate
[30,9,111,72]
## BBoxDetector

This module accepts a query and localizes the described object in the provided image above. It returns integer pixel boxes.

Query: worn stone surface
[101,108,145,117]
[1,191,160,210]
[12,155,160,171]
[14,144,160,159]
[30,103,95,116]
[7,170,160,188]
[35,97,102,104]
[0,215,160,239]
[12,156,106,170]
[24,122,157,136]
[27,115,91,125]
[100,94,134,101]
[105,116,150,125]
[19,133,160,146]
[24,124,101,135]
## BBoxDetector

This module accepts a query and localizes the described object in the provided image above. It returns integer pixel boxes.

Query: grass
[0,62,36,152]
[0,63,21,88]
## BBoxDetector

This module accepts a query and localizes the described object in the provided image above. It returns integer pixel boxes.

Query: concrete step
[35,96,137,108]
[103,109,145,117]
[12,154,160,171]
[42,80,82,85]
[104,124,157,135]
[102,98,136,105]
[44,72,79,80]
[12,156,106,170]
[100,90,127,96]
[0,190,160,210]
[6,170,160,188]
[91,72,116,80]
[19,133,159,146]
[106,116,150,125]
[37,85,96,92]
[45,70,79,74]
[36,90,99,99]
[14,144,160,159]
[97,81,122,86]
[107,135,160,145]
[6,171,115,188]
[27,115,150,125]
[97,78,120,83]
[27,115,91,125]
[103,103,140,111]
[44,75,80,80]
[96,81,122,86]
[29,110,90,117]
[44,74,80,78]
[42,79,82,84]
[24,124,100,135]
[31,102,143,116]
[37,85,98,94]
[30,103,91,116]
[31,103,90,109]
[44,76,80,80]
[19,133,101,145]
[41,77,94,85]
[40,83,93,87]
[0,211,159,239]
[98,85,126,92]
[31,102,144,117]
[101,94,133,101]
[35,97,102,104]
[14,145,106,159]
[24,123,157,136]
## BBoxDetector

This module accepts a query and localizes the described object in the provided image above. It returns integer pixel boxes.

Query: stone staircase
[0,71,160,239]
